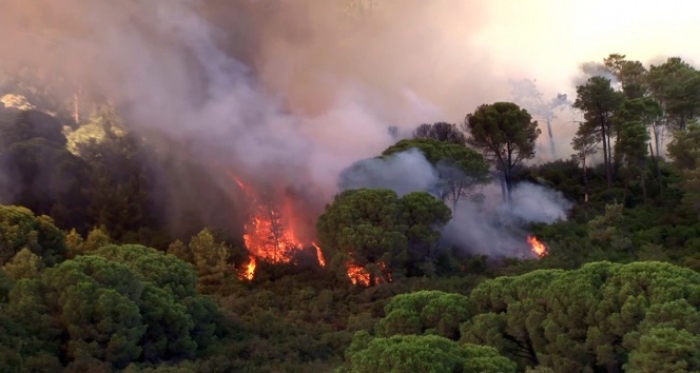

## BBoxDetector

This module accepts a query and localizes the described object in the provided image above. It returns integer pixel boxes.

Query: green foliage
[668,122,700,216]
[0,205,66,266]
[165,229,234,294]
[377,290,471,340]
[317,189,451,281]
[460,261,700,372]
[463,102,540,203]
[625,327,700,373]
[3,247,44,280]
[381,138,490,208]
[342,332,516,373]
[574,76,625,188]
[4,247,220,369]
[647,57,700,131]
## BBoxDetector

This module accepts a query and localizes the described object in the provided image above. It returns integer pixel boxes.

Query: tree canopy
[381,138,490,208]
[463,102,540,204]
[317,188,451,282]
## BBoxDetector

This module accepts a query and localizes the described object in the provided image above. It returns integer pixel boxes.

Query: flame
[345,258,391,286]
[228,171,324,278]
[312,242,326,267]
[346,263,371,286]
[242,256,256,281]
[527,236,547,258]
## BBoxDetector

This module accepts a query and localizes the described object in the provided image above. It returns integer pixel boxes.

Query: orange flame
[242,256,256,280]
[527,236,547,258]
[345,258,391,286]
[346,263,371,286]
[312,242,326,267]
[229,171,323,277]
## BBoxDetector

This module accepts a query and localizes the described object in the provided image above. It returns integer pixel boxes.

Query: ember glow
[527,236,547,258]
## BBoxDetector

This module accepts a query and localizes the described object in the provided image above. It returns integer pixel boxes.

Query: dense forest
[0,49,699,373]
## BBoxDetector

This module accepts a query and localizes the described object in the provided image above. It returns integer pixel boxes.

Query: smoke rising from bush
[339,148,573,258]
[441,181,572,258]
[338,149,440,197]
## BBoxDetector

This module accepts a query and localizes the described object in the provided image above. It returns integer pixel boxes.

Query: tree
[376,290,471,340]
[341,331,517,373]
[625,327,700,373]
[316,189,451,282]
[412,122,467,145]
[0,110,92,232]
[0,205,66,266]
[188,229,231,289]
[2,247,44,280]
[462,102,540,204]
[460,261,700,372]
[616,120,650,202]
[573,77,624,188]
[510,79,571,158]
[667,122,700,216]
[6,248,220,369]
[571,122,598,204]
[603,53,648,99]
[381,138,490,209]
[162,229,234,293]
[647,57,700,132]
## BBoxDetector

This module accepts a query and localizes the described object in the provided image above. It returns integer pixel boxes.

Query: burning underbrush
[227,171,548,285]
[229,171,326,280]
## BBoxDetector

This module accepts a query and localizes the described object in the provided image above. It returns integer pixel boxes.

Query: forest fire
[243,257,256,280]
[346,263,371,286]
[312,242,326,267]
[527,236,548,258]
[230,171,324,279]
[345,258,391,287]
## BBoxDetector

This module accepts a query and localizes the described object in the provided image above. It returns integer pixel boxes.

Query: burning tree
[316,188,451,285]
[231,173,326,280]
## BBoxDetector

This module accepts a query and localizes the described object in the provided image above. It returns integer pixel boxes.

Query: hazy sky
[476,0,700,98]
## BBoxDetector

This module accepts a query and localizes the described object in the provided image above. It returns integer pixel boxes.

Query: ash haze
[0,0,697,233]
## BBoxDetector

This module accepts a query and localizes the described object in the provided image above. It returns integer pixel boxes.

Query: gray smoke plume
[339,148,573,258]
[338,149,440,197]
[0,0,500,208]
[443,181,572,258]
[0,1,587,248]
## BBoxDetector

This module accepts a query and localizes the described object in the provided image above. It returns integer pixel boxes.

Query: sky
[475,0,700,99]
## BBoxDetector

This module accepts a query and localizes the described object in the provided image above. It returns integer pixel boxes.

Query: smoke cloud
[338,149,440,197]
[441,181,572,258]
[339,147,573,258]
[0,0,695,246]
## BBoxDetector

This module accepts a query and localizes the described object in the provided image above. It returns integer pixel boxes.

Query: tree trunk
[546,118,556,158]
[600,116,612,188]
[583,156,589,205]
[499,176,507,203]
[649,142,662,193]
[505,172,513,207]
[640,168,648,204]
